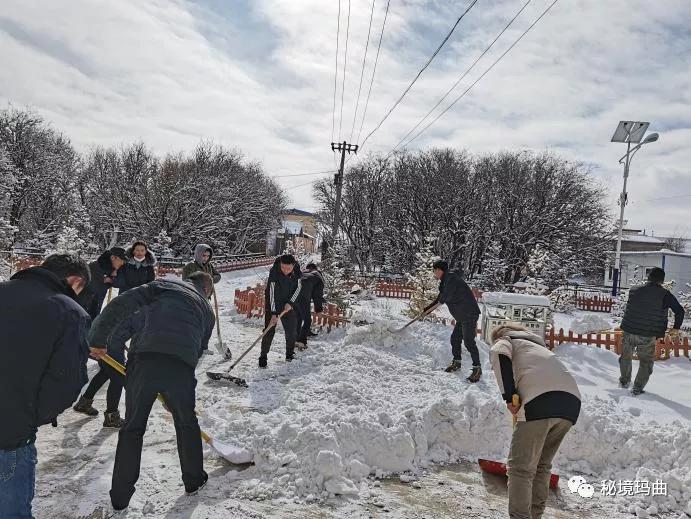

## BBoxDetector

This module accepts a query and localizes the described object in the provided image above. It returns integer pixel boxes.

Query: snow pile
[202,309,691,515]
[570,313,612,334]
[482,291,550,307]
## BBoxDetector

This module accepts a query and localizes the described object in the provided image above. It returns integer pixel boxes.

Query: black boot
[73,396,98,417]
[103,410,124,428]
[185,471,209,495]
[467,365,482,383]
[445,360,462,373]
[258,356,267,369]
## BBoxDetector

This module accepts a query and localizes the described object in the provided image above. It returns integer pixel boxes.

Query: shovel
[389,303,440,333]
[211,284,231,359]
[206,307,292,386]
[478,394,559,489]
[100,354,252,464]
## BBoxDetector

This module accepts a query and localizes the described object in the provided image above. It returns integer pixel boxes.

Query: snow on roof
[619,234,664,244]
[481,291,551,307]
[284,208,316,217]
[617,249,691,258]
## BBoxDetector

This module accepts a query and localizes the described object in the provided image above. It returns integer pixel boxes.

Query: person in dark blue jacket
[74,247,129,426]
[118,241,157,292]
[88,272,215,511]
[0,254,91,518]
[424,260,482,381]
[294,263,326,350]
[259,255,302,368]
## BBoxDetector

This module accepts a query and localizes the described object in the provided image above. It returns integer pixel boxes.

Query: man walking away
[490,323,581,519]
[424,260,482,382]
[88,272,215,511]
[182,243,221,284]
[259,255,302,368]
[619,267,685,395]
[0,254,91,518]
[294,263,325,350]
[74,247,128,427]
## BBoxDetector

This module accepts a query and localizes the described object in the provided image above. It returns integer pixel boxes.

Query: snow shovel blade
[206,370,248,387]
[206,436,254,465]
[478,459,559,489]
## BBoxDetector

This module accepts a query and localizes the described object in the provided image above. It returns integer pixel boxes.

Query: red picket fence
[575,295,613,313]
[157,256,275,278]
[234,285,349,330]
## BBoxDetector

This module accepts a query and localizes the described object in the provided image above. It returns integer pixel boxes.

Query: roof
[616,234,664,244]
[284,208,316,217]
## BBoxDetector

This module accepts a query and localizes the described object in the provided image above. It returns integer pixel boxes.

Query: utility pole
[328,141,358,252]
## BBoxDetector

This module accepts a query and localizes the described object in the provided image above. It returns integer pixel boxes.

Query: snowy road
[33,269,691,518]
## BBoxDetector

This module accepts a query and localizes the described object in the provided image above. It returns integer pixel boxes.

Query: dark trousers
[82,360,125,412]
[110,354,203,508]
[450,318,480,366]
[260,310,297,359]
[295,304,312,344]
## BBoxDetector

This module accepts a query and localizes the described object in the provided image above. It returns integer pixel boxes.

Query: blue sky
[1,0,689,236]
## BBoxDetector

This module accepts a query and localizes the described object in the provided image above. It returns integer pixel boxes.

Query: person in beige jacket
[490,324,581,519]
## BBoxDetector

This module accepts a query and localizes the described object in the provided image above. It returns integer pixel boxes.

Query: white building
[605,249,691,295]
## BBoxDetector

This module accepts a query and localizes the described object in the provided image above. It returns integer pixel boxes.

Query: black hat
[109,247,128,260]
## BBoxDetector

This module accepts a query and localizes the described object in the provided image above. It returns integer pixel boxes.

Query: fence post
[246,290,255,318]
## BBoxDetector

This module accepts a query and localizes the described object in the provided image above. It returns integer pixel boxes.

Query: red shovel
[478,395,560,489]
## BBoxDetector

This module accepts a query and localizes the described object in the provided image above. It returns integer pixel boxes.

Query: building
[604,250,691,295]
[266,208,318,255]
[610,228,665,252]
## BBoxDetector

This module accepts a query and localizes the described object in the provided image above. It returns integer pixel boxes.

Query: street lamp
[610,121,659,296]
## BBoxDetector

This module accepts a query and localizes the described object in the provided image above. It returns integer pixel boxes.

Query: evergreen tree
[404,237,440,318]
[474,240,506,290]
[320,241,351,311]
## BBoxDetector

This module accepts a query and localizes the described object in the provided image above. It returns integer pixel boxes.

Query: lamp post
[610,121,659,296]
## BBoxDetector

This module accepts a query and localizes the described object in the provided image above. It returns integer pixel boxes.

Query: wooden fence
[157,256,275,278]
[234,284,350,330]
[575,295,613,313]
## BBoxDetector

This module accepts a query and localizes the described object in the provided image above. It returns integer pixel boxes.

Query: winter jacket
[78,251,123,320]
[264,258,302,315]
[296,269,326,313]
[89,279,215,369]
[621,282,684,338]
[118,250,157,292]
[182,244,221,284]
[0,267,90,450]
[490,330,581,425]
[430,270,480,322]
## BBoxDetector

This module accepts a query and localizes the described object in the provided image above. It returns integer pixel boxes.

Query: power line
[285,178,326,191]
[359,0,479,151]
[632,193,691,204]
[400,0,562,149]
[338,0,352,141]
[332,0,342,146]
[350,0,377,143]
[356,0,391,146]
[273,170,336,178]
[392,0,533,152]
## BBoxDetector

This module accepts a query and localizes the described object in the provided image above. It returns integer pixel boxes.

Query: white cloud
[0,0,689,232]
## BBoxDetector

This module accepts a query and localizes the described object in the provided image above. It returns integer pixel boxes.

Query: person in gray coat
[619,267,684,395]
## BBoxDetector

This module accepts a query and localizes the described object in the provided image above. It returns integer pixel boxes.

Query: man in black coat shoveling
[88,272,215,511]
[424,260,482,382]
[0,254,91,518]
[74,247,128,427]
[259,254,302,368]
[294,263,326,350]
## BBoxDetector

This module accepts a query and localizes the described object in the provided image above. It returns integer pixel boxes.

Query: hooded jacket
[0,267,90,449]
[181,243,221,284]
[117,249,157,292]
[490,329,581,424]
[296,269,326,313]
[264,257,302,315]
[89,279,215,369]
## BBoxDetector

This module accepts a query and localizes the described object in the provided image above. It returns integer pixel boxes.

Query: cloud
[0,0,689,232]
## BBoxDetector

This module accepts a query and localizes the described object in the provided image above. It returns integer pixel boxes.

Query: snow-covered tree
[320,241,351,311]
[549,286,576,314]
[404,236,440,318]
[474,240,507,290]
[150,230,173,259]
[47,226,86,255]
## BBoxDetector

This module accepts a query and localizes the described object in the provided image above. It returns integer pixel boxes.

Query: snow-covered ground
[34,269,691,518]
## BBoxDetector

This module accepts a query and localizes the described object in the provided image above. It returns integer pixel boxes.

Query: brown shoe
[445,360,462,373]
[295,342,307,351]
[467,365,482,383]
[103,410,124,428]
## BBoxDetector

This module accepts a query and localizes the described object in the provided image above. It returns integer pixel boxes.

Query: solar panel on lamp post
[610,121,659,296]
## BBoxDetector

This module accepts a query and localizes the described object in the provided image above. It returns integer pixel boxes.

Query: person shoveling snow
[422,260,482,382]
[88,271,219,512]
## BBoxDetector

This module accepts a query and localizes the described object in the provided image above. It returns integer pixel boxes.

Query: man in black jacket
[424,260,482,382]
[294,263,326,350]
[74,247,128,426]
[0,254,91,518]
[619,267,685,395]
[88,272,215,511]
[259,254,302,368]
